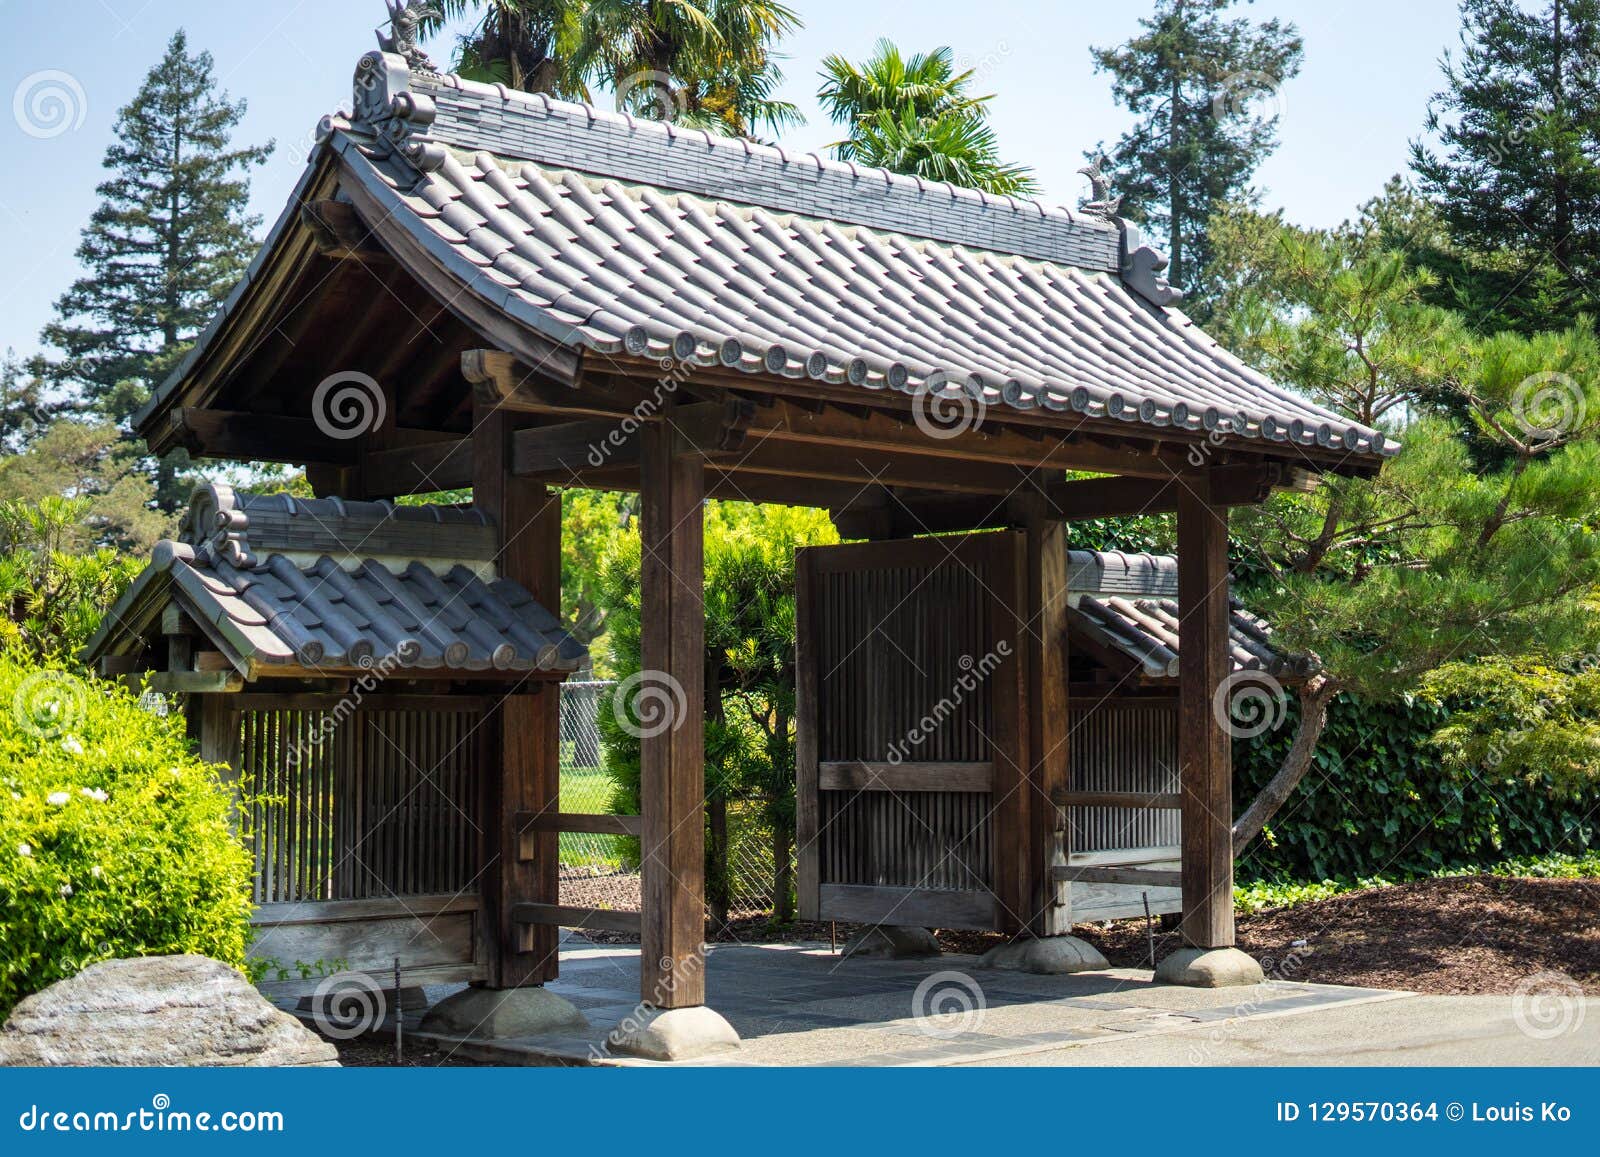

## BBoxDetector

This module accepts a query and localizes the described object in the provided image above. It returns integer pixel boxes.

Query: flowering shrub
[0,653,253,1017]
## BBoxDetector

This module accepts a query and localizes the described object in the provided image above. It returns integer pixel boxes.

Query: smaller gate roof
[1066,550,1312,681]
[84,486,585,680]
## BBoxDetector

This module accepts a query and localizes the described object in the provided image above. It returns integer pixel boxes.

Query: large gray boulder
[0,955,338,1067]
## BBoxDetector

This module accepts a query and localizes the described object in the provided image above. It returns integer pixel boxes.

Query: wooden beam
[816,761,995,793]
[167,408,358,465]
[831,465,1285,538]
[638,418,708,1008]
[511,903,642,935]
[1053,866,1184,889]
[1177,475,1236,949]
[515,810,643,838]
[1056,791,1184,809]
[301,199,392,263]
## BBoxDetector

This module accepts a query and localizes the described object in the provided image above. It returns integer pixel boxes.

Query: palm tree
[569,0,802,137]
[427,1,586,96]
[432,2,801,137]
[818,39,1038,196]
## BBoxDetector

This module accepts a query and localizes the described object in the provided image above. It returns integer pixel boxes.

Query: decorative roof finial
[377,0,440,74]
[1076,155,1122,220]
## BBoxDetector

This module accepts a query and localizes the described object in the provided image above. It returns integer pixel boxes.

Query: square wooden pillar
[1016,494,1072,936]
[637,422,707,1009]
[1028,517,1072,936]
[1176,477,1236,949]
[473,404,562,988]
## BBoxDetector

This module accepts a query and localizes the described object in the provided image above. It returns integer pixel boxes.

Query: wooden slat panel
[794,547,820,921]
[818,761,994,793]
[819,884,999,930]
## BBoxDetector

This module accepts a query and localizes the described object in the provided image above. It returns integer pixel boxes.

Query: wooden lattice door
[795,533,1030,932]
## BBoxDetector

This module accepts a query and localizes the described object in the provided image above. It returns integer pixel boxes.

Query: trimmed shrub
[0,654,253,1017]
[1235,694,1596,883]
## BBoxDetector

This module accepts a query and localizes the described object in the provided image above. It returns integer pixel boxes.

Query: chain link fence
[558,681,790,918]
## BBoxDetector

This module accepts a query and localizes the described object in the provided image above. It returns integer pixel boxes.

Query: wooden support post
[638,420,707,1008]
[1176,476,1236,949]
[1021,500,1073,936]
[473,402,563,988]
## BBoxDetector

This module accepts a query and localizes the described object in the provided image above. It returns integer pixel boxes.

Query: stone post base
[606,1006,741,1062]
[841,925,941,959]
[417,986,588,1040]
[1155,947,1265,988]
[979,935,1108,974]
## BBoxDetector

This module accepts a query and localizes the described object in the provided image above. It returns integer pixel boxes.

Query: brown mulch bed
[560,872,1600,996]
[1079,875,1600,995]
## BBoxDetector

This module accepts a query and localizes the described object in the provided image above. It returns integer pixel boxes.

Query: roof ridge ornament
[376,1,440,75]
[1075,155,1122,220]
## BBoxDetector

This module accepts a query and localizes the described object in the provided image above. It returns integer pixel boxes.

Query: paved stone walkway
[403,939,1414,1066]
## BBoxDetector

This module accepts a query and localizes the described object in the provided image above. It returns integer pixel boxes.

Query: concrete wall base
[1155,947,1265,988]
[417,985,588,1039]
[979,935,1108,974]
[607,1006,741,1062]
[841,925,941,959]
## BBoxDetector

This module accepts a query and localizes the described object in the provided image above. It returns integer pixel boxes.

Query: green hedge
[1235,694,1596,883]
[0,655,253,1017]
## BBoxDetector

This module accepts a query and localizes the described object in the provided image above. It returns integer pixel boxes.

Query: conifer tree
[1090,0,1302,303]
[39,30,272,510]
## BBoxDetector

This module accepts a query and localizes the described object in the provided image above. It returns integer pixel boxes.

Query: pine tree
[39,30,272,509]
[1090,0,1303,302]
[1410,0,1600,330]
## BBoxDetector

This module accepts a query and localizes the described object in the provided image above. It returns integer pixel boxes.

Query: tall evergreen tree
[1090,0,1302,302]
[1410,0,1600,330]
[38,30,272,509]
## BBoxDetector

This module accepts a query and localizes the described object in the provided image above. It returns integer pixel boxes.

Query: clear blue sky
[2,0,1464,363]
